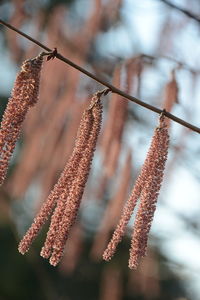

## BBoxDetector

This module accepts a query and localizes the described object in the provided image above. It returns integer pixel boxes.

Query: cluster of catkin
[0,53,44,185]
[103,115,169,269]
[1,52,170,269]
[18,92,103,266]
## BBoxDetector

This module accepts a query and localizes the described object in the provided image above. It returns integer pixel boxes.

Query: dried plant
[103,115,169,268]
[18,92,103,266]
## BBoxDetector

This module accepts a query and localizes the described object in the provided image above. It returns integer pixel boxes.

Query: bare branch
[160,0,200,24]
[0,19,200,134]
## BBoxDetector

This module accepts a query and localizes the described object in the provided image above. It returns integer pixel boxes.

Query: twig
[159,0,200,24]
[141,54,199,75]
[0,19,200,134]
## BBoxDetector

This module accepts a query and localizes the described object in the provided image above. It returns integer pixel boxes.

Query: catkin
[18,103,93,255]
[0,53,44,185]
[49,96,102,266]
[103,115,169,267]
[19,93,103,267]
[129,117,169,269]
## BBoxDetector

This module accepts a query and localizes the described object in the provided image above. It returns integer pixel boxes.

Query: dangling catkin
[18,101,93,255]
[103,115,169,266]
[19,93,103,267]
[129,116,169,269]
[48,96,102,266]
[0,53,44,185]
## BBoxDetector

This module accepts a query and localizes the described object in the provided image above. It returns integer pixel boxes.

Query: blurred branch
[141,54,198,75]
[0,19,200,134]
[160,0,200,24]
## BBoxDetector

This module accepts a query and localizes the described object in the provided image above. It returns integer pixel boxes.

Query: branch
[141,54,199,75]
[160,0,200,24]
[0,19,200,134]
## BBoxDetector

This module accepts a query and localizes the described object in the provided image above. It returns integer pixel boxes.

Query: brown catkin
[103,115,169,264]
[40,107,94,259]
[18,103,94,255]
[49,96,103,266]
[129,117,169,269]
[0,53,44,185]
[19,93,103,267]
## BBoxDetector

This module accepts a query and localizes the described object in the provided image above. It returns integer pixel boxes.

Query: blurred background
[0,0,200,299]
